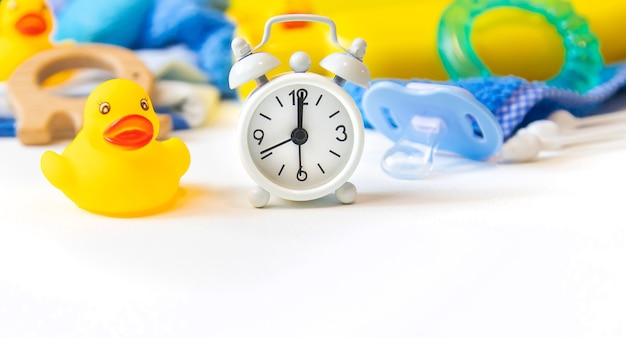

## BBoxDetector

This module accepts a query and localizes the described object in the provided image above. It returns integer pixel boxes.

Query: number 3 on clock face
[238,74,364,201]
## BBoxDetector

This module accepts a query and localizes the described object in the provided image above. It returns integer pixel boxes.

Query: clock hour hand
[291,89,309,146]
[260,138,291,154]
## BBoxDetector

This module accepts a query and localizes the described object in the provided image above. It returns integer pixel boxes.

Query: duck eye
[99,102,111,114]
[140,98,149,111]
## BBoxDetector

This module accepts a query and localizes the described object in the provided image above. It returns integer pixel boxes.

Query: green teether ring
[438,0,603,93]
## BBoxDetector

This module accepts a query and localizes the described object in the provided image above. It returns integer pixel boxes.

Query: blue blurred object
[53,0,153,47]
[347,61,626,140]
[0,118,15,137]
[362,82,502,179]
[51,0,235,97]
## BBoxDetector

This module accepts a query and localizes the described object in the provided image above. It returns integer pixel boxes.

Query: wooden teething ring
[7,43,172,145]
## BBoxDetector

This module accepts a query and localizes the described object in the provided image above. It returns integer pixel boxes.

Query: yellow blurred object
[0,0,56,81]
[228,0,626,97]
[40,79,190,217]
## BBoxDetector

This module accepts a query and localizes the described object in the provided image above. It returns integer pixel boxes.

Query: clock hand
[260,138,292,154]
[294,89,309,182]
[296,89,307,130]
[291,89,309,147]
[297,91,303,129]
[296,144,307,182]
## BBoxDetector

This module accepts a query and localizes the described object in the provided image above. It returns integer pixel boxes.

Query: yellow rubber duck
[41,79,191,217]
[0,0,55,81]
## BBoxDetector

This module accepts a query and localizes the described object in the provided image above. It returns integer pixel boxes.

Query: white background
[1,100,625,337]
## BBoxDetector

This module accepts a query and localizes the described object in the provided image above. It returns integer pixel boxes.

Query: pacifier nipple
[381,115,444,179]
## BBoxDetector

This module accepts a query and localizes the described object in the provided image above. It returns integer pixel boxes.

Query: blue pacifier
[362,81,503,179]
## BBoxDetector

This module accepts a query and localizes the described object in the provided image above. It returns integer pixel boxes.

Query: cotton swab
[548,109,626,130]
[499,118,626,162]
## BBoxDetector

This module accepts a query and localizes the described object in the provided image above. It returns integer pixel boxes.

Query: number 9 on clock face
[237,73,364,201]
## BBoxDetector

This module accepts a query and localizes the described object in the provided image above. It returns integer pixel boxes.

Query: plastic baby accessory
[40,78,191,217]
[438,0,603,93]
[362,81,502,179]
[500,109,626,162]
[229,14,370,207]
[7,43,172,145]
[0,0,55,81]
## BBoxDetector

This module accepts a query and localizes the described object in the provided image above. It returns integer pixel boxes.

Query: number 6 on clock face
[237,73,364,202]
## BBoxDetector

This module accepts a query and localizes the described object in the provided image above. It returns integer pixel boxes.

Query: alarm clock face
[239,74,363,200]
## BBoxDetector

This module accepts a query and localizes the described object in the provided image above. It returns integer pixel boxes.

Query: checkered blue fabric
[346,61,626,140]
[494,64,626,138]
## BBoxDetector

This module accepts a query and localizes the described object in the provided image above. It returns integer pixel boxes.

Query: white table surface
[1,99,625,338]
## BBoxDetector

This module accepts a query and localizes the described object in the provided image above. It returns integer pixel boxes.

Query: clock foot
[249,186,270,208]
[335,182,357,204]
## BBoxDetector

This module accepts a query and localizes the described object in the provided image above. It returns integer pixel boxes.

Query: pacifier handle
[7,44,172,145]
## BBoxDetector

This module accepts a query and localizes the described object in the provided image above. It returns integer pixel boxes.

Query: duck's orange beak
[15,13,48,36]
[104,115,154,150]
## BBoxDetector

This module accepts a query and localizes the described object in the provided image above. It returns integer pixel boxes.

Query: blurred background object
[228,0,626,84]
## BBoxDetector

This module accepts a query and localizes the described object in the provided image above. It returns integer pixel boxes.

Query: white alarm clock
[228,14,371,207]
